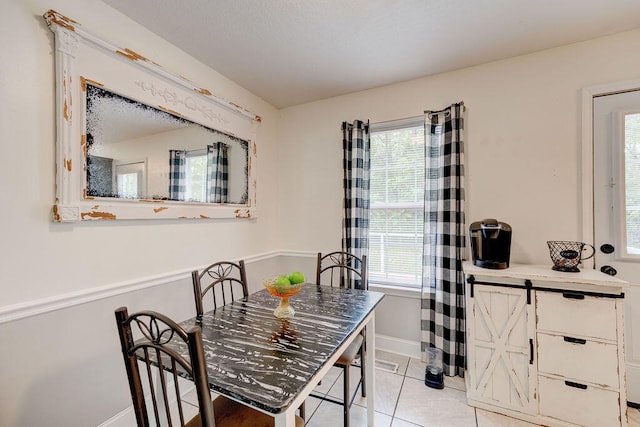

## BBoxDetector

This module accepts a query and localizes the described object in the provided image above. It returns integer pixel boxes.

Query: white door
[592,86,640,403]
[467,285,537,414]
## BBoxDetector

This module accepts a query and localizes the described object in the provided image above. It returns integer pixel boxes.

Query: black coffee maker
[469,218,512,269]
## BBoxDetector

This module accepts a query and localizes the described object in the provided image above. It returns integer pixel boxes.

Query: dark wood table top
[177,283,384,414]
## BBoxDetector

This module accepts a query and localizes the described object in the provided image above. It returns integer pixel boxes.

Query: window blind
[369,118,425,288]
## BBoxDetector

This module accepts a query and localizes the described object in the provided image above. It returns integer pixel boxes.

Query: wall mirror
[44,10,258,221]
[85,84,249,204]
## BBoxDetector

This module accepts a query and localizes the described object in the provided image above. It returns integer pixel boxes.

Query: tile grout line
[390,371,409,426]
[304,367,344,426]
[389,357,427,427]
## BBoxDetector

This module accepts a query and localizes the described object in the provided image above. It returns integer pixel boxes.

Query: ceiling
[102,0,640,109]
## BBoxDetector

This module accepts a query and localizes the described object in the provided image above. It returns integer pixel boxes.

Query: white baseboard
[627,362,640,404]
[98,405,135,427]
[375,333,422,359]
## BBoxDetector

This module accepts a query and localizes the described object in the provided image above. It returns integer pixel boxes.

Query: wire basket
[547,241,595,272]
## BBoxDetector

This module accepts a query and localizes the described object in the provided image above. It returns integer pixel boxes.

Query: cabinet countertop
[463,262,628,295]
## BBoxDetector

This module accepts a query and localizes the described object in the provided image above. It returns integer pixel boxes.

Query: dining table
[173,283,385,427]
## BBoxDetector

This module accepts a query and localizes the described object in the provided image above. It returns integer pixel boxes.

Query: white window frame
[114,160,147,199]
[185,149,208,203]
[369,117,424,290]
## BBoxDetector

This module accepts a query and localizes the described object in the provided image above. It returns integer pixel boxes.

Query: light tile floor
[302,349,640,427]
[183,349,640,426]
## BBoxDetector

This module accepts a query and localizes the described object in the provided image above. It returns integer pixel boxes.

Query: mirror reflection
[85,84,249,204]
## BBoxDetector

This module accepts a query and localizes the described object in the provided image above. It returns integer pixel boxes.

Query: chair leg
[360,346,366,397]
[298,401,305,420]
[343,364,350,427]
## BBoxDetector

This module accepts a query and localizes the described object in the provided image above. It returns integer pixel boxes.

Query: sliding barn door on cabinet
[466,284,537,415]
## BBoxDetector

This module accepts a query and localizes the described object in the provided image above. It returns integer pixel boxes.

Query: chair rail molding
[0,250,290,323]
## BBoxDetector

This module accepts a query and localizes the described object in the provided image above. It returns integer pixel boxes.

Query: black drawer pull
[562,292,585,300]
[564,336,587,345]
[565,380,588,390]
[529,338,534,364]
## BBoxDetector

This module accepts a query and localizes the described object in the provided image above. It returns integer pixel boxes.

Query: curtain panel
[207,142,229,203]
[421,102,466,377]
[169,149,186,201]
[341,120,371,287]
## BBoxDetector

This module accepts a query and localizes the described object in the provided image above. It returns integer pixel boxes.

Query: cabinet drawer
[537,333,619,388]
[536,291,617,340]
[538,375,622,426]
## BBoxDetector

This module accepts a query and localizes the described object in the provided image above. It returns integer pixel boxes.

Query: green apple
[274,275,291,287]
[289,271,305,284]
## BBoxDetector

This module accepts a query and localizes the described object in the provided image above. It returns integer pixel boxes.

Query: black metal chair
[191,260,248,323]
[191,260,305,419]
[192,260,306,420]
[314,251,368,427]
[115,306,302,427]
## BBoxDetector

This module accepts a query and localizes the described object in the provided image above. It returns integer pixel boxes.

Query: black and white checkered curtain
[421,102,466,377]
[207,142,228,203]
[341,121,370,280]
[169,149,186,201]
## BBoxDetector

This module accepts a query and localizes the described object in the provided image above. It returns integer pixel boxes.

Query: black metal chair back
[114,307,214,427]
[316,251,367,290]
[192,260,248,322]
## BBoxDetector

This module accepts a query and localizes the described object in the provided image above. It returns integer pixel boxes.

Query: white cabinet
[464,263,628,427]
[466,284,537,414]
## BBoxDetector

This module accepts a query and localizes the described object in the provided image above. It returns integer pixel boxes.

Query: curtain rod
[341,120,370,131]
[344,101,466,130]
[424,101,465,116]
[370,115,422,126]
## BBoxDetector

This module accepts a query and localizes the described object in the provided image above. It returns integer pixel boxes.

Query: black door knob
[601,265,617,276]
[600,244,615,254]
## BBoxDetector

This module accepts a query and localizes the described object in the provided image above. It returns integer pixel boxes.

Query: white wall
[277,29,640,343]
[3,0,640,424]
[0,0,282,425]
[1,0,282,306]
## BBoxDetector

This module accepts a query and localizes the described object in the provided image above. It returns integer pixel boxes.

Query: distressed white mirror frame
[44,10,258,222]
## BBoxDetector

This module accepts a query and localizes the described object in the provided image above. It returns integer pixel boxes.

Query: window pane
[118,173,138,199]
[625,113,640,254]
[186,154,207,202]
[370,121,424,287]
[116,162,145,199]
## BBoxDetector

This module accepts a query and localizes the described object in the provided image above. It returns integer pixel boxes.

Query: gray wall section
[0,254,419,426]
